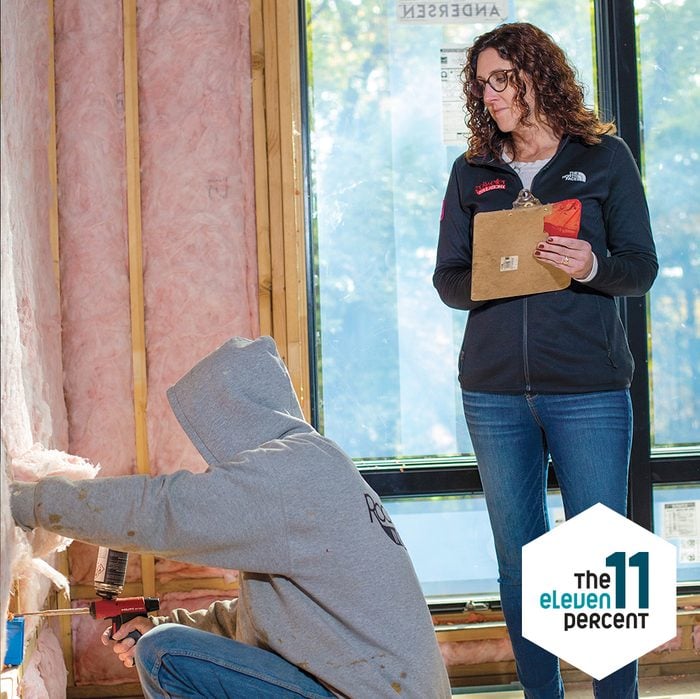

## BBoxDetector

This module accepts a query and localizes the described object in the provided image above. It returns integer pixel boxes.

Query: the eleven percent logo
[522,503,677,679]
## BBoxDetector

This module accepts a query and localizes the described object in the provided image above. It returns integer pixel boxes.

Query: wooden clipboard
[471,203,572,301]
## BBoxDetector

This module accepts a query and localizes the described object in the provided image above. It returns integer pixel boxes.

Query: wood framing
[122,0,156,597]
[250,0,311,418]
[435,596,700,688]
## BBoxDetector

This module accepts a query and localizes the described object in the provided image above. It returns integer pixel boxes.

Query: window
[304,0,595,465]
[635,0,700,451]
[295,0,700,596]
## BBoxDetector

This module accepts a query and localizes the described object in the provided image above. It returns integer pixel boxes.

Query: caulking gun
[18,596,160,641]
[18,548,160,643]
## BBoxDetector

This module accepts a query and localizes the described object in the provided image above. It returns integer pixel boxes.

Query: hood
[167,336,310,465]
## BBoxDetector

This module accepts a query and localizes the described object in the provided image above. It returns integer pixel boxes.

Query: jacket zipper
[517,137,568,393]
[523,297,531,391]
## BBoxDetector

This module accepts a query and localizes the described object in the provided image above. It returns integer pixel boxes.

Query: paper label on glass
[662,501,698,538]
[440,47,468,145]
[662,501,699,563]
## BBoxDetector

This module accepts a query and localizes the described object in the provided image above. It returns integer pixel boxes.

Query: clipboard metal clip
[512,189,542,209]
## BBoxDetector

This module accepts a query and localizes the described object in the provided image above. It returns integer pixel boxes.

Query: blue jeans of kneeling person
[135,624,335,698]
[462,389,638,699]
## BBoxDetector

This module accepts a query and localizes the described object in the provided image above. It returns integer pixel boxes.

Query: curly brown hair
[462,22,615,159]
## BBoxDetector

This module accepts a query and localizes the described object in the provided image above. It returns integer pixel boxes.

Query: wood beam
[122,0,155,598]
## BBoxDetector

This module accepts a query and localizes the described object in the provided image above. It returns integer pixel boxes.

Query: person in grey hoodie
[11,336,451,699]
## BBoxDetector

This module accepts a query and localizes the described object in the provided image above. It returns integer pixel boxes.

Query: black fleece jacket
[433,134,658,394]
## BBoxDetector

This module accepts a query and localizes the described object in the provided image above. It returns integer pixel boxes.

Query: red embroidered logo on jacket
[475,178,506,195]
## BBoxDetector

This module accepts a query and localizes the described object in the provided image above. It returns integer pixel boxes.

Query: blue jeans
[135,624,335,698]
[462,389,638,699]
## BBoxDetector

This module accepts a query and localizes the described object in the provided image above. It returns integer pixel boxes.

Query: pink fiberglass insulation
[1,0,68,686]
[651,629,682,653]
[71,590,226,686]
[54,0,258,687]
[0,0,67,458]
[54,0,136,480]
[154,559,239,584]
[20,624,68,699]
[136,0,258,477]
[10,447,99,597]
[71,607,138,686]
[439,638,514,667]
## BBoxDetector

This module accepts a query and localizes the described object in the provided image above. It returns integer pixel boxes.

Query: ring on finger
[562,255,570,265]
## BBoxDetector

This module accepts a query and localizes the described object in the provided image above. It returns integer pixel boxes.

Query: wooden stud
[250,0,310,417]
[261,0,288,355]
[274,0,309,413]
[122,0,156,599]
[250,1,273,338]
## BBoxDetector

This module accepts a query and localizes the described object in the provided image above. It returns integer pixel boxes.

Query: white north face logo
[563,171,587,182]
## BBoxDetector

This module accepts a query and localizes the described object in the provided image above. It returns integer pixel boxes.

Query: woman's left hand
[534,236,593,279]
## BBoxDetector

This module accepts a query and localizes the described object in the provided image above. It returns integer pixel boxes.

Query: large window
[300,0,699,596]
[305,0,594,464]
[635,0,699,450]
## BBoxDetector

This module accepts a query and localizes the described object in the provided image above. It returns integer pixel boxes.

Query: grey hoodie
[11,336,451,698]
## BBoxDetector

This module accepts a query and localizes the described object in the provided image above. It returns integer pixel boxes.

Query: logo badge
[365,493,405,547]
[475,178,506,195]
[522,503,676,679]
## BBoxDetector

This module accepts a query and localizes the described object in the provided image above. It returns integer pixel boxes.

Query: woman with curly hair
[433,22,657,699]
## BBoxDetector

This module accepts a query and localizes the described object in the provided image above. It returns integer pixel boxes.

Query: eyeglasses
[469,69,516,98]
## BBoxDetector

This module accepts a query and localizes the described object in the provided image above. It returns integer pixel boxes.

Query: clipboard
[471,198,581,301]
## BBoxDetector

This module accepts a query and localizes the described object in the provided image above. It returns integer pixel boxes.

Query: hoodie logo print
[475,178,506,195]
[562,170,586,182]
[365,494,405,547]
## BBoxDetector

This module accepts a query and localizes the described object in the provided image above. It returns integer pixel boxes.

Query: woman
[433,22,657,699]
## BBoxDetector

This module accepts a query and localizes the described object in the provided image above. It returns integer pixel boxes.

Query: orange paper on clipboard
[543,199,581,238]
[471,198,581,301]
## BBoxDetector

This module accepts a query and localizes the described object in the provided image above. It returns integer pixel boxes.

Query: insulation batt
[0,0,67,461]
[1,5,69,694]
[136,0,258,478]
[439,638,514,667]
[71,589,225,686]
[6,445,99,695]
[51,0,258,687]
[55,0,135,481]
[71,605,138,686]
[20,625,68,699]
[154,559,239,585]
[12,445,100,564]
[650,629,682,653]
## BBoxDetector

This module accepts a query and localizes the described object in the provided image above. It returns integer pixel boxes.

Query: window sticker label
[662,501,699,564]
[440,47,468,145]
